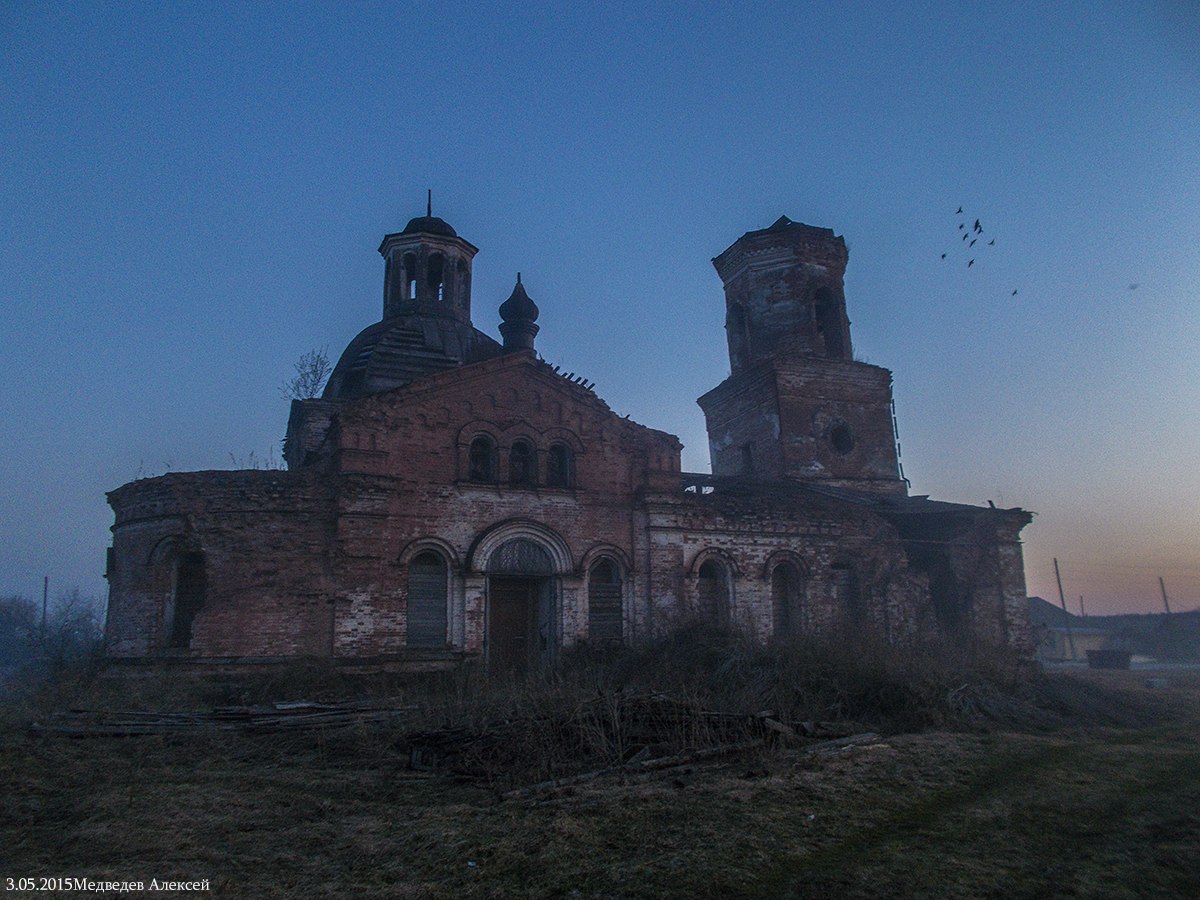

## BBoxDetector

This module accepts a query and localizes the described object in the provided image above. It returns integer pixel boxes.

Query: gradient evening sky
[2,2,1197,615]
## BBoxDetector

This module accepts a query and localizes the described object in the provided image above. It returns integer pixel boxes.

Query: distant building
[103,211,1034,669]
[1027,596,1200,663]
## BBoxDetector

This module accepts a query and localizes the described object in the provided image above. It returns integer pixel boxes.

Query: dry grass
[2,638,1199,898]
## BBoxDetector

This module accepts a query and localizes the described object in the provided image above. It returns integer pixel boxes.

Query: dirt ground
[2,668,1198,898]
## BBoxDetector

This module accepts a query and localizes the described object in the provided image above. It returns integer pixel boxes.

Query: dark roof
[739,215,837,243]
[323,315,501,400]
[401,215,457,237]
[804,484,994,515]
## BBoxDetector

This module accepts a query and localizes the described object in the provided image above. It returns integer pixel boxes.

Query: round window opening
[830,423,855,455]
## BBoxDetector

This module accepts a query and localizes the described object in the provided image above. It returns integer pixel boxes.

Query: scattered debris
[30,700,415,736]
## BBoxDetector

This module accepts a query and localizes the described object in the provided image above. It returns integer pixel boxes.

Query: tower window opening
[428,253,445,303]
[830,422,854,455]
[727,303,750,370]
[468,435,497,483]
[404,252,417,300]
[740,443,754,475]
[814,287,845,359]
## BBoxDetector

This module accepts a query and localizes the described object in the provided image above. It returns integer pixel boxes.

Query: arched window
[546,443,574,488]
[403,252,417,300]
[588,559,623,644]
[509,439,536,486]
[428,253,445,303]
[697,559,730,627]
[468,435,497,483]
[168,552,206,648]
[814,287,845,359]
[407,551,447,648]
[487,538,554,575]
[771,563,805,637]
[727,303,750,369]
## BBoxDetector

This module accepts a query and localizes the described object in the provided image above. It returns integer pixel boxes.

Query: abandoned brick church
[104,209,1034,668]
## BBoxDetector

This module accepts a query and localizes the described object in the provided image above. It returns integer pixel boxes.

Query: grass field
[3,652,1198,898]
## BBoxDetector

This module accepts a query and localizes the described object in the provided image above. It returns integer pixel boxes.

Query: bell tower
[379,192,478,325]
[714,216,853,371]
[698,217,905,495]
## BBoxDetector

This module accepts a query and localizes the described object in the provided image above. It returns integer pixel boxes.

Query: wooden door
[488,577,536,673]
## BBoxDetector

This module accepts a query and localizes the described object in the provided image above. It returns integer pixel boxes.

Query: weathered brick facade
[104,211,1034,668]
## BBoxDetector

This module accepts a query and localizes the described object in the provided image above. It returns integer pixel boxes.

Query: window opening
[832,563,864,624]
[428,253,444,303]
[830,423,854,455]
[697,559,729,627]
[740,443,754,475]
[588,559,623,644]
[169,552,206,648]
[772,563,805,637]
[468,436,497,482]
[407,551,448,648]
[509,439,536,486]
[546,443,574,488]
[814,287,845,358]
[404,252,417,301]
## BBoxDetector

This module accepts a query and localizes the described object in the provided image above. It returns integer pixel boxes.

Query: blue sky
[2,1,1197,614]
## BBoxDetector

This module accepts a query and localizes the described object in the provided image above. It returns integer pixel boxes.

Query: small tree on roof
[282,347,332,400]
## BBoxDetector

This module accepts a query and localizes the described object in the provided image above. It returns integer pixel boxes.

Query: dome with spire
[499,273,540,353]
[499,273,539,324]
[401,214,457,237]
[399,191,458,237]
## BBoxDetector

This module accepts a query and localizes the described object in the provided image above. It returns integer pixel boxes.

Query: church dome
[499,274,539,324]
[323,315,501,400]
[401,215,457,237]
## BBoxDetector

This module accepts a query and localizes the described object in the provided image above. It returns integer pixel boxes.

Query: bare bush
[0,588,104,681]
[281,347,332,400]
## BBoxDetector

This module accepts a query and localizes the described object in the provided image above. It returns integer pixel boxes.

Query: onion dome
[499,273,539,323]
[499,273,540,352]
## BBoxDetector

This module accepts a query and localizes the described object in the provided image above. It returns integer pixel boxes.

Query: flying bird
[941,253,947,259]
[956,206,963,214]
[962,233,969,241]
[973,219,982,233]
[968,259,975,267]
[988,239,995,246]
[1129,283,1140,290]
[969,239,976,247]
[1011,289,1018,296]
[958,223,965,230]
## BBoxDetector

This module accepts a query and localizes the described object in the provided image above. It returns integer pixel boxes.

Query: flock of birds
[943,207,1142,298]
[942,206,1018,296]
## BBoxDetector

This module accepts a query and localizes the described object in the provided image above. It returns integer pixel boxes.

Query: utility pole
[1159,576,1172,615]
[41,575,48,645]
[1054,558,1077,661]
[1079,595,1086,618]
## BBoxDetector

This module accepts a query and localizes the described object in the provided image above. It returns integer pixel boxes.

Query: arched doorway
[486,538,556,673]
